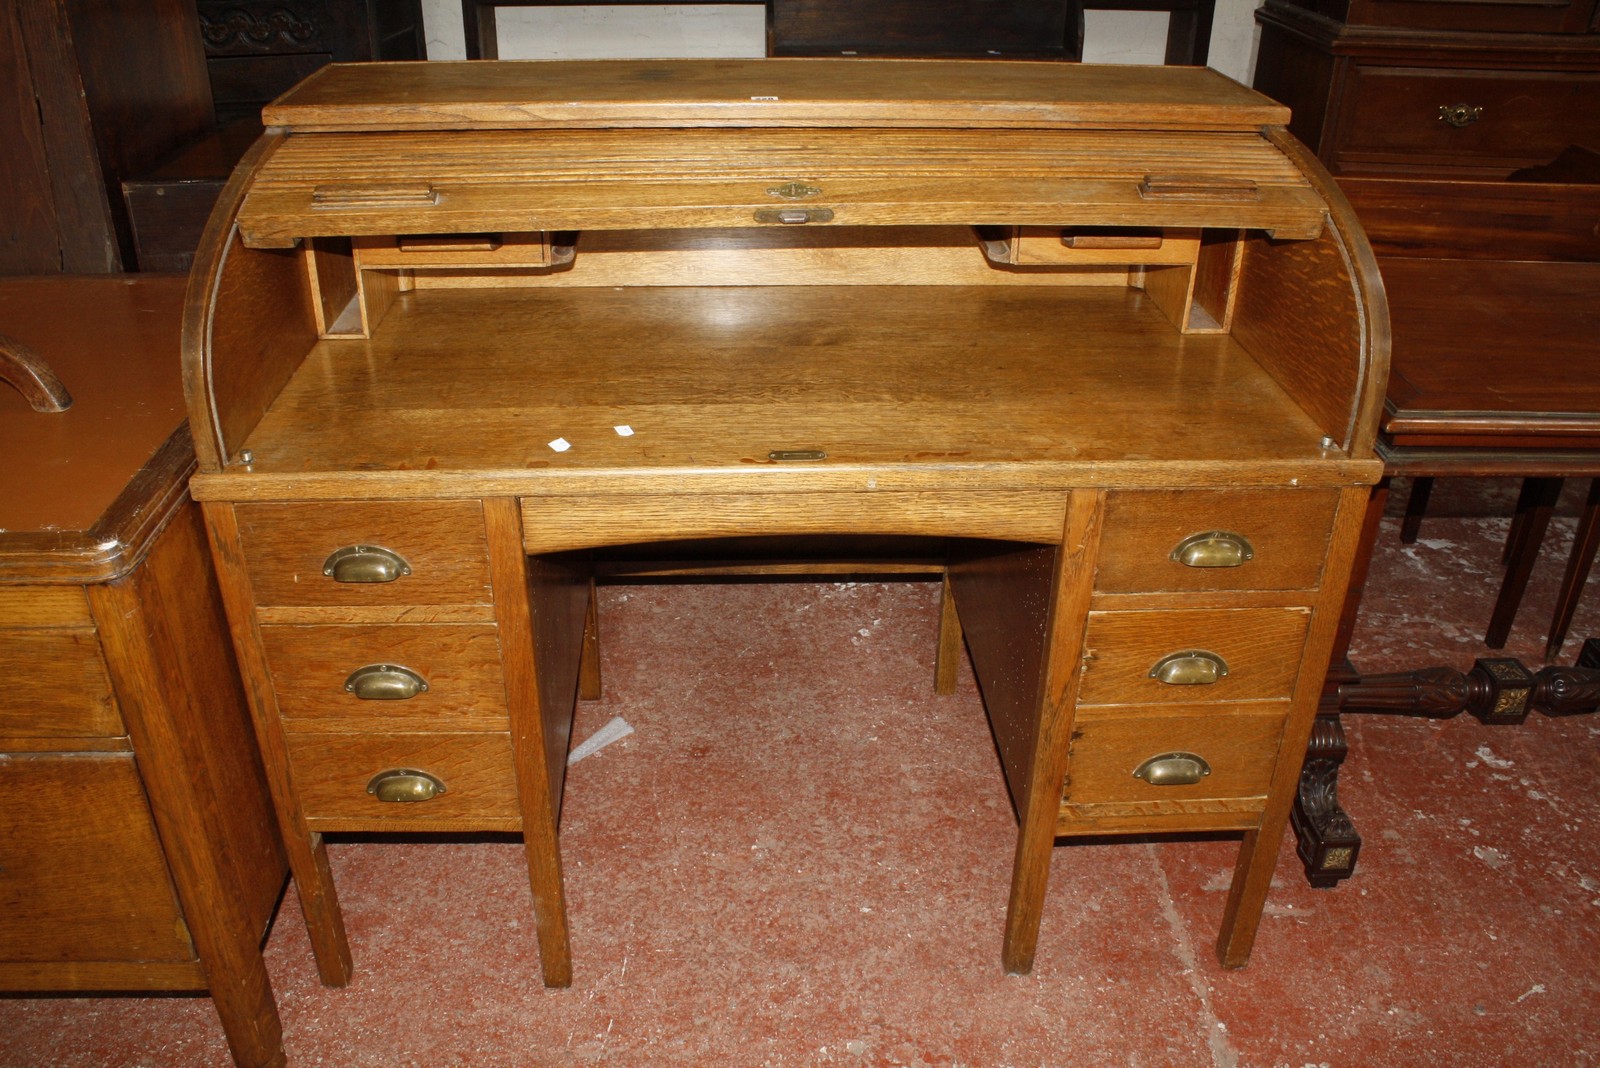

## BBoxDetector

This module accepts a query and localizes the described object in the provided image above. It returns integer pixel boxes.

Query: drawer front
[1063,704,1289,806]
[1332,65,1600,175]
[285,732,519,824]
[0,629,122,739]
[1077,608,1311,706]
[0,753,192,963]
[260,624,508,731]
[1095,489,1337,594]
[235,500,492,608]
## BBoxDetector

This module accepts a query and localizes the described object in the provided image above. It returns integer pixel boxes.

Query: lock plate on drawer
[345,664,429,700]
[366,768,446,802]
[323,545,412,583]
[1148,649,1229,685]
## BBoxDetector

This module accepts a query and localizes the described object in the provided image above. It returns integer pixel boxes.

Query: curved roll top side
[182,129,320,473]
[1229,126,1390,458]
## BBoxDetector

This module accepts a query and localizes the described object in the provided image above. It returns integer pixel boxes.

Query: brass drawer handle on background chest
[323,545,412,583]
[366,768,447,802]
[1438,104,1483,128]
[1133,752,1212,787]
[344,664,430,700]
[1170,530,1254,568]
[1148,650,1229,685]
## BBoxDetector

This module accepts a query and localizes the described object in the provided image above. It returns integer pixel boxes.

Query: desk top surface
[263,59,1289,132]
[0,275,190,572]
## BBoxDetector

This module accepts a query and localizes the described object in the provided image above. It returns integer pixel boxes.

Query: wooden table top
[0,274,191,580]
[1379,257,1600,452]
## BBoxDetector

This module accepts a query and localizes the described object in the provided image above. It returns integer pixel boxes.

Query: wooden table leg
[1546,478,1600,661]
[1400,475,1433,544]
[1487,477,1563,648]
[463,0,500,59]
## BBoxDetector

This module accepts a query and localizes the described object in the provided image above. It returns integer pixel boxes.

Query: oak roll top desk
[183,59,1389,988]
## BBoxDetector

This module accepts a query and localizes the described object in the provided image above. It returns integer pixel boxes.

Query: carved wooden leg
[1546,479,1600,662]
[1488,478,1562,647]
[1292,703,1361,887]
[1293,479,1387,886]
[1400,475,1433,544]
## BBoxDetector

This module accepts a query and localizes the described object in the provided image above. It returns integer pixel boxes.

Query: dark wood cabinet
[0,0,214,273]
[197,0,426,125]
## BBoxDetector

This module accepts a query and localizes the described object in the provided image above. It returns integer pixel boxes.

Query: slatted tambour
[237,128,1327,245]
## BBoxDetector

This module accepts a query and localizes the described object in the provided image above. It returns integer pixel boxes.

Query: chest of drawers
[182,59,1388,987]
[0,276,287,1067]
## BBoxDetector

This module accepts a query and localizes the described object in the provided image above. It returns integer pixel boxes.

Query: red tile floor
[4,478,1599,1067]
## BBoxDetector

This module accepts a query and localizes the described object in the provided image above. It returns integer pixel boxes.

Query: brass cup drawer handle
[1438,103,1483,128]
[1170,530,1254,568]
[366,768,447,802]
[323,545,412,583]
[344,663,429,700]
[1148,649,1229,685]
[1133,751,1212,787]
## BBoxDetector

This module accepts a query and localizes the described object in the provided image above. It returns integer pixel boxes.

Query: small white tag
[750,95,779,101]
[548,437,571,452]
[614,425,634,437]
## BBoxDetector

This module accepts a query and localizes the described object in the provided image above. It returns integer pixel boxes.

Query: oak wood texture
[1095,489,1338,593]
[261,59,1289,132]
[182,59,1388,984]
[1,276,287,1068]
[236,126,1327,246]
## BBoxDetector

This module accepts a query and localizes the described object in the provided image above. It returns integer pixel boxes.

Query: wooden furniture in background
[459,0,1214,63]
[181,60,1386,986]
[198,0,425,125]
[1252,0,1600,887]
[123,120,263,273]
[0,0,214,273]
[0,276,288,1067]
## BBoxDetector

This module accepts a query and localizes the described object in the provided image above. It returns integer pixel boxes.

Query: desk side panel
[184,129,317,472]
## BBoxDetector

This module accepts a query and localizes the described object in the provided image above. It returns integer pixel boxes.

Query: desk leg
[945,493,1102,975]
[1487,477,1562,648]
[487,499,585,988]
[203,502,354,989]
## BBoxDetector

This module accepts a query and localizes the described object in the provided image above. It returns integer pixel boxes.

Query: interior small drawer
[260,624,509,732]
[1095,489,1337,594]
[0,629,123,740]
[1076,608,1311,706]
[1331,65,1600,174]
[234,499,492,608]
[1062,702,1289,807]
[285,732,519,826]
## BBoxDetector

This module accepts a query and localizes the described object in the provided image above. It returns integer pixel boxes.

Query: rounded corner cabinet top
[261,58,1292,133]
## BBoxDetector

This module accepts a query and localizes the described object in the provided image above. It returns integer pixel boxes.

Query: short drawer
[1077,608,1311,706]
[235,499,492,608]
[1063,703,1289,807]
[260,624,509,732]
[1331,65,1600,175]
[285,732,520,826]
[1095,489,1337,594]
[0,629,122,739]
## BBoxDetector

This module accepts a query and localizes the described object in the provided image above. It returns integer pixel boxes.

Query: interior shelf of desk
[240,282,1330,478]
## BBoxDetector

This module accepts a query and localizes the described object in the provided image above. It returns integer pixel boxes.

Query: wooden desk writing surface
[184,59,1388,990]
